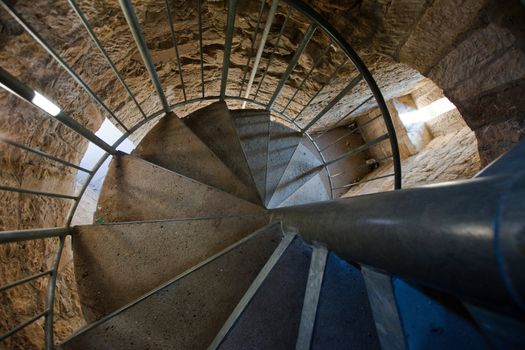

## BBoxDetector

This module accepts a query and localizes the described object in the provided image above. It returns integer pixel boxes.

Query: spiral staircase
[1,0,525,349]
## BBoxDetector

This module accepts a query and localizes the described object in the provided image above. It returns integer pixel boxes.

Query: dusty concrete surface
[73,215,269,321]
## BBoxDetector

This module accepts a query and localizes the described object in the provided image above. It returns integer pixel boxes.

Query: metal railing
[0,0,401,347]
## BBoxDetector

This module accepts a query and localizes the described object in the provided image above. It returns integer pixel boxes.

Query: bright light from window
[32,91,61,116]
[399,97,456,125]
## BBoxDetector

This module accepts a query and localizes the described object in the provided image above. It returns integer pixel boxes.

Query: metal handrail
[0,0,401,347]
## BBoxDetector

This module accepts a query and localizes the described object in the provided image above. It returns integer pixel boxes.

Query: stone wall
[305,0,525,165]
[356,101,417,161]
[344,126,481,196]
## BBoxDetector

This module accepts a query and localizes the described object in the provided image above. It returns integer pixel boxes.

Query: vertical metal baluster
[67,0,147,120]
[320,114,382,152]
[293,58,349,122]
[238,0,266,97]
[254,6,291,100]
[119,0,170,114]
[0,0,130,132]
[45,234,66,350]
[324,133,390,167]
[242,0,279,108]
[0,67,115,154]
[282,41,332,115]
[314,95,374,140]
[164,0,187,102]
[220,0,238,99]
[302,74,363,133]
[197,0,205,98]
[267,23,316,109]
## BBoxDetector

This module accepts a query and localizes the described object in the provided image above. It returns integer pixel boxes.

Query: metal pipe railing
[0,185,78,200]
[197,0,205,98]
[164,0,187,102]
[220,0,238,99]
[271,170,525,313]
[119,0,170,114]
[320,114,381,152]
[293,58,349,123]
[282,0,402,189]
[238,0,267,97]
[0,310,49,342]
[254,6,292,100]
[0,67,115,154]
[67,0,147,120]
[242,0,279,108]
[324,133,389,167]
[267,23,317,108]
[332,172,395,190]
[301,74,363,132]
[0,227,70,244]
[0,136,92,173]
[0,0,129,132]
[281,42,332,115]
[0,270,52,293]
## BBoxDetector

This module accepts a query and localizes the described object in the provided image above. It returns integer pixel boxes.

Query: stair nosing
[113,152,265,210]
[60,221,283,346]
[74,213,270,229]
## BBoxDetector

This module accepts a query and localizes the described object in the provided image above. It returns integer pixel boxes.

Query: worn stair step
[392,278,492,350]
[132,112,260,204]
[311,253,381,350]
[184,101,259,198]
[361,267,406,350]
[73,215,270,322]
[266,121,302,206]
[267,139,323,208]
[231,109,271,202]
[218,237,312,350]
[278,172,331,208]
[95,153,265,223]
[60,223,284,350]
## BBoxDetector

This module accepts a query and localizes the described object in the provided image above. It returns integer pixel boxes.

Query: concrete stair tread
[266,121,303,206]
[268,139,323,208]
[72,215,270,321]
[278,172,331,208]
[231,109,271,203]
[311,253,381,350]
[95,153,265,223]
[218,237,312,349]
[132,112,260,204]
[184,101,259,200]
[61,223,284,350]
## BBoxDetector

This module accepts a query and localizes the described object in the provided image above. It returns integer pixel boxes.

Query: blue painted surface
[393,278,492,350]
[311,253,380,350]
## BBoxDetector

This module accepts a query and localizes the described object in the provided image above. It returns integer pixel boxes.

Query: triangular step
[60,223,284,350]
[267,139,323,208]
[184,101,259,199]
[132,112,260,204]
[231,109,271,202]
[73,215,270,321]
[266,121,302,206]
[95,153,265,223]
[217,237,312,349]
[310,253,380,350]
[278,172,331,208]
